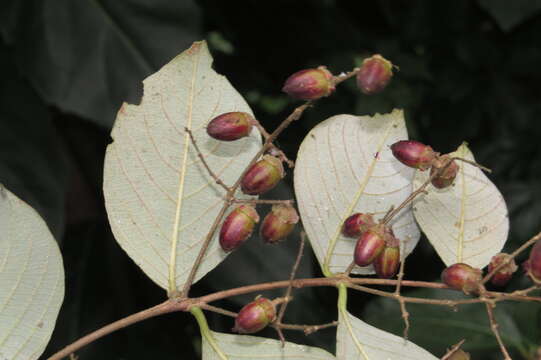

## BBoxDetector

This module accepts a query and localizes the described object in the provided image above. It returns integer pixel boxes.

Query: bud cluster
[390,140,459,189]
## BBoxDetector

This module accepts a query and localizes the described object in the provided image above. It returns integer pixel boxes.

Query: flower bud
[354,225,386,267]
[260,204,299,244]
[374,244,400,279]
[430,155,459,189]
[390,140,437,170]
[241,155,285,195]
[356,54,393,95]
[206,112,254,141]
[447,349,471,360]
[282,66,335,100]
[219,205,259,252]
[342,213,376,238]
[527,239,541,283]
[488,253,517,287]
[233,297,276,334]
[441,263,482,294]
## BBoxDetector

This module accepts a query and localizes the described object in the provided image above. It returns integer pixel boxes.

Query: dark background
[1,0,541,359]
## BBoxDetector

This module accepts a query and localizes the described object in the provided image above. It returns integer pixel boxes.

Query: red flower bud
[527,239,541,283]
[374,244,400,279]
[354,225,386,267]
[448,349,471,360]
[219,205,259,252]
[356,54,393,95]
[430,155,459,189]
[441,263,482,294]
[282,66,335,100]
[206,112,254,141]
[241,155,285,195]
[342,213,376,238]
[391,140,437,170]
[233,297,276,334]
[260,204,299,244]
[488,253,517,287]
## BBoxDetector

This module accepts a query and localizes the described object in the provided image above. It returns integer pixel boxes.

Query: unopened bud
[356,54,393,95]
[282,66,335,100]
[374,244,400,279]
[260,204,299,244]
[430,155,459,189]
[488,253,517,286]
[441,263,482,295]
[527,239,541,283]
[447,349,471,360]
[342,213,376,238]
[219,205,259,252]
[354,225,386,267]
[233,297,276,334]
[206,112,254,141]
[390,140,437,170]
[241,155,285,195]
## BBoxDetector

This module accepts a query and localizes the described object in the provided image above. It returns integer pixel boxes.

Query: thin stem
[232,198,294,205]
[275,234,306,345]
[200,304,237,318]
[47,300,181,360]
[191,306,228,360]
[251,120,294,168]
[484,301,512,360]
[394,258,410,339]
[185,127,231,192]
[440,339,466,360]
[482,231,541,284]
[277,321,339,335]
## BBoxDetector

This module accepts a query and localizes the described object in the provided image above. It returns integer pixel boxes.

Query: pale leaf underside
[336,310,437,360]
[203,331,335,360]
[294,110,420,275]
[413,143,509,267]
[103,41,261,292]
[0,186,64,360]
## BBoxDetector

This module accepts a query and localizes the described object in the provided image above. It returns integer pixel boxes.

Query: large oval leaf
[412,143,509,267]
[294,110,420,275]
[0,186,64,360]
[203,331,335,360]
[336,309,438,360]
[103,41,262,293]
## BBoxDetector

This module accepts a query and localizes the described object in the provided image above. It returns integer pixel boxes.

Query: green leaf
[413,143,509,268]
[0,185,65,360]
[362,288,538,358]
[294,110,420,276]
[0,0,201,127]
[202,331,335,360]
[103,41,262,294]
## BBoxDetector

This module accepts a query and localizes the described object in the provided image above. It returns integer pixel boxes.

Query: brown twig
[394,258,410,340]
[440,339,466,360]
[484,301,512,360]
[200,304,237,318]
[250,120,294,168]
[344,261,356,277]
[185,127,231,192]
[274,234,306,345]
[232,198,294,205]
[276,321,339,335]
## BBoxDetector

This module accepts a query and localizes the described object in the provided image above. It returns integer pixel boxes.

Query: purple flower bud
[488,253,517,287]
[342,213,376,238]
[260,204,299,244]
[241,155,285,195]
[391,140,437,170]
[354,225,386,267]
[528,239,541,283]
[219,205,259,252]
[206,112,254,141]
[233,297,276,334]
[282,66,335,100]
[356,54,393,95]
[430,155,459,189]
[441,263,482,295]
